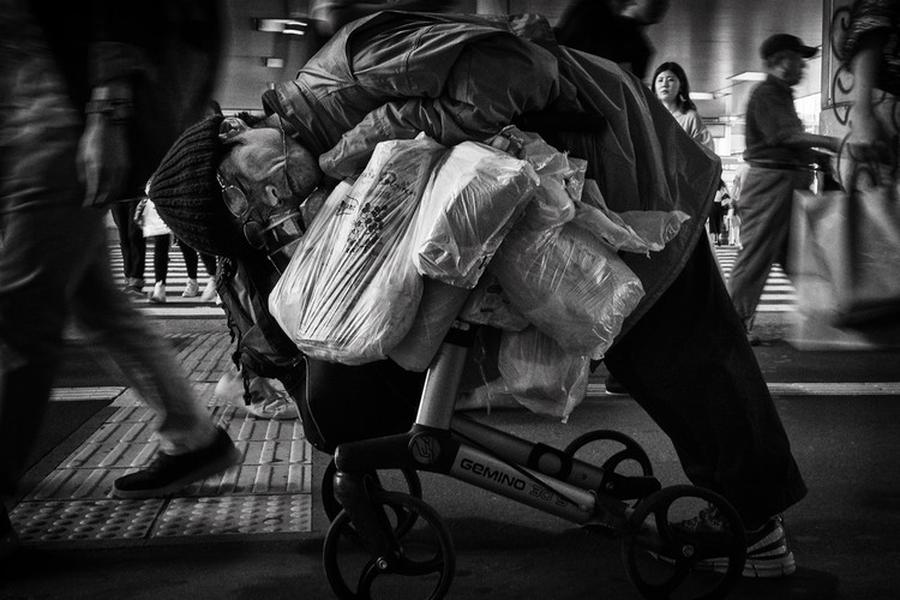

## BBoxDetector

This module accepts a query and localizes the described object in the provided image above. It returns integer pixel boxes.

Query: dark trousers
[604,240,807,529]
[179,240,216,279]
[151,234,170,282]
[727,166,811,329]
[110,201,145,282]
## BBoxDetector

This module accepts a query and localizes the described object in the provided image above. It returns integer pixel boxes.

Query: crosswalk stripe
[714,246,796,313]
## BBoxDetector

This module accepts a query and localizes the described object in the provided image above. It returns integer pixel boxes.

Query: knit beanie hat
[149,114,250,257]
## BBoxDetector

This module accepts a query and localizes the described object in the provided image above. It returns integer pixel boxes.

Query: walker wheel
[621,485,746,600]
[323,491,455,600]
[563,430,653,477]
[322,458,423,527]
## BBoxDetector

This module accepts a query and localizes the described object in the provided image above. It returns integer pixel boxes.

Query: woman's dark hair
[652,61,697,112]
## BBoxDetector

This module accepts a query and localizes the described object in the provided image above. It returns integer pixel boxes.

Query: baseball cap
[760,34,818,60]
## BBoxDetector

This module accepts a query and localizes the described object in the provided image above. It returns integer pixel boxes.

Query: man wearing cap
[728,34,841,343]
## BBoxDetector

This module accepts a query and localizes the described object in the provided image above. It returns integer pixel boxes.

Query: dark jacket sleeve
[319,32,562,177]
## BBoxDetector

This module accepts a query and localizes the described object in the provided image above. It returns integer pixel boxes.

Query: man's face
[217,116,321,210]
[216,116,323,252]
[777,51,806,86]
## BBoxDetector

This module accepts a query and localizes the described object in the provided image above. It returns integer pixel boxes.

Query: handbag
[134,198,172,238]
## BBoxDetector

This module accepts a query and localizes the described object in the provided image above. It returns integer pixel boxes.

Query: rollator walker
[322,317,749,600]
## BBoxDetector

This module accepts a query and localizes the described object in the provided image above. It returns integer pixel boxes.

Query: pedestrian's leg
[0,29,94,494]
[110,203,133,280]
[0,207,101,495]
[200,252,217,278]
[148,234,170,303]
[70,246,217,456]
[199,252,218,302]
[726,168,794,330]
[179,240,200,297]
[605,240,807,529]
[180,240,199,280]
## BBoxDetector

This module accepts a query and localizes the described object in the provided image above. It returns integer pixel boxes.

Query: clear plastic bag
[268,135,446,364]
[497,326,590,422]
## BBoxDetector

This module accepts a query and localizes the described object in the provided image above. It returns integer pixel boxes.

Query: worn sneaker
[673,506,796,578]
[244,377,299,420]
[181,278,200,297]
[199,279,218,303]
[122,277,145,298]
[112,427,240,498]
[148,281,167,304]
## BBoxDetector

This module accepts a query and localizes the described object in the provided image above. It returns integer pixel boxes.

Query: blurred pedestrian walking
[0,0,238,560]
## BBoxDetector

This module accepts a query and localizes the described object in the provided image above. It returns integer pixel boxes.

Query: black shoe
[605,373,628,395]
[112,427,240,498]
[0,504,20,562]
[747,332,762,346]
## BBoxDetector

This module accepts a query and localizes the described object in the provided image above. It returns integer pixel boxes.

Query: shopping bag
[269,135,446,364]
[802,176,900,327]
[134,198,171,237]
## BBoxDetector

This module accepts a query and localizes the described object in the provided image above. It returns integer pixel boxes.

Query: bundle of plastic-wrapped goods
[577,178,690,254]
[385,140,540,370]
[456,326,590,422]
[268,135,446,365]
[497,326,591,422]
[412,141,539,288]
[490,218,645,360]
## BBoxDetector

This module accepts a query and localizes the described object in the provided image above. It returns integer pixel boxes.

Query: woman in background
[653,61,724,243]
[653,61,714,151]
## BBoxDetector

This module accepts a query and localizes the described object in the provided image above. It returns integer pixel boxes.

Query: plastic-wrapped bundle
[489,211,646,360]
[578,178,689,254]
[498,326,590,422]
[412,141,539,288]
[269,135,446,365]
[460,326,590,422]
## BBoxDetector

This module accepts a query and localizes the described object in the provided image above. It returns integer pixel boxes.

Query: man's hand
[77,114,131,208]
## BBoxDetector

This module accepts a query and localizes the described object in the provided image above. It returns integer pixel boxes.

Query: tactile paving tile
[153,494,312,537]
[17,380,315,541]
[11,499,163,542]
